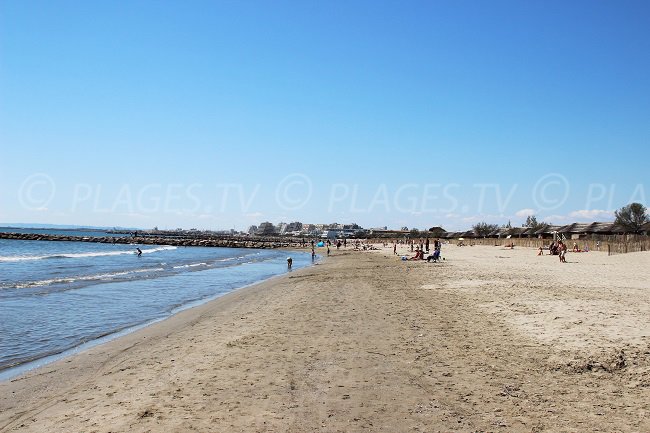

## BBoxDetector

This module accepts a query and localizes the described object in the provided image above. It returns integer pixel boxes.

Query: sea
[0,228,312,379]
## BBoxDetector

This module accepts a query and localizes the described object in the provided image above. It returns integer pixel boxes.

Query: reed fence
[441,235,649,255]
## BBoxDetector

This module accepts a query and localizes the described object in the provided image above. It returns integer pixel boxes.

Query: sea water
[0,231,312,377]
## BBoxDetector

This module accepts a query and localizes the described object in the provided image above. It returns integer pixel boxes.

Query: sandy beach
[1,244,649,432]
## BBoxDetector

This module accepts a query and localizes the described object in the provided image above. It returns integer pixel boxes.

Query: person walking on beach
[311,247,315,261]
[558,241,567,263]
[393,242,397,255]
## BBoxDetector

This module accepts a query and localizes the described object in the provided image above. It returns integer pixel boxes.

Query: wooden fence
[606,238,650,255]
[442,235,649,256]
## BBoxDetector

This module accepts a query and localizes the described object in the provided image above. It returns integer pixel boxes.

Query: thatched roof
[508,227,529,236]
[496,228,511,237]
[585,222,625,234]
[521,227,536,236]
[557,221,627,234]
[557,223,592,234]
[533,225,561,235]
[487,228,501,237]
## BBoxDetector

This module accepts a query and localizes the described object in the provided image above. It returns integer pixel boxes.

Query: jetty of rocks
[0,232,308,249]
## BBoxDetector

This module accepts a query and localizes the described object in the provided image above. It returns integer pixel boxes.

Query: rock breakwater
[0,232,306,249]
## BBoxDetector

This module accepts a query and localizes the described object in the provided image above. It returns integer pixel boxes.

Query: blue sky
[1,0,648,230]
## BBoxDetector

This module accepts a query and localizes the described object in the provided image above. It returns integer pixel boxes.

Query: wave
[6,267,167,289]
[0,246,177,262]
[0,249,287,294]
[172,262,208,269]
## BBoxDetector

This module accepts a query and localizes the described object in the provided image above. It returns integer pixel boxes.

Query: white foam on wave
[0,246,177,262]
[7,267,167,289]
[172,262,208,269]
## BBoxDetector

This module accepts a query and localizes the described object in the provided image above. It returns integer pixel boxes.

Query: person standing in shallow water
[136,248,142,257]
[287,257,292,269]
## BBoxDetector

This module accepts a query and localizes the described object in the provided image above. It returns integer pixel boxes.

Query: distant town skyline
[1,1,648,231]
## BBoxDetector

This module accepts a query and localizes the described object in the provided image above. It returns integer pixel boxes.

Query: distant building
[301,224,321,236]
[367,228,407,237]
[284,221,303,233]
[256,222,276,236]
[427,226,446,238]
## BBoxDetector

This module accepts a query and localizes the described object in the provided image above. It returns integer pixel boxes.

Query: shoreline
[0,258,320,429]
[0,250,318,382]
[1,246,648,432]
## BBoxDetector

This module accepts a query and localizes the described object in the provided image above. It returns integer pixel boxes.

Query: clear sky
[1,0,648,231]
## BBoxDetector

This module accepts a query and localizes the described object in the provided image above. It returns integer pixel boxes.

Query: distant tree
[503,220,512,229]
[614,203,649,233]
[524,215,547,231]
[524,215,538,228]
[473,222,500,237]
[409,228,421,237]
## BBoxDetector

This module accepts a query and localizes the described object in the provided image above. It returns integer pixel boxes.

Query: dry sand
[1,245,649,432]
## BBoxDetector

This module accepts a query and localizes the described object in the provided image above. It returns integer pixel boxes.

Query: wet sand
[1,245,649,432]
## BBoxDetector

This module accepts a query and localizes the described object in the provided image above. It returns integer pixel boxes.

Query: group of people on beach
[287,236,448,270]
[304,238,348,263]
[398,238,442,262]
[538,240,568,262]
